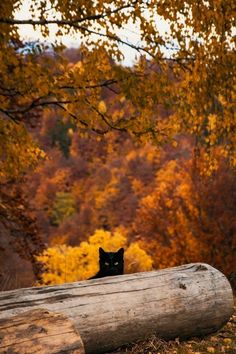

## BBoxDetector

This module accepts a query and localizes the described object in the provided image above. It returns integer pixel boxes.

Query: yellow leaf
[98,100,107,114]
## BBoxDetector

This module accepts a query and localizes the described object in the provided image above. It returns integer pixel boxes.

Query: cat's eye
[114,262,119,266]
[105,262,109,266]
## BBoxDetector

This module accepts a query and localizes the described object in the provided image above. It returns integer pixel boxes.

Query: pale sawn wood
[0,308,84,354]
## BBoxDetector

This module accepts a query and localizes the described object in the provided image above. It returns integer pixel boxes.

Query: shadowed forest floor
[109,301,236,354]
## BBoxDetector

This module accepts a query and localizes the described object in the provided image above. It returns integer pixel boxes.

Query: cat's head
[99,247,124,276]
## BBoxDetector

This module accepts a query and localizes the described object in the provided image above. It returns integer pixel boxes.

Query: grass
[109,301,236,354]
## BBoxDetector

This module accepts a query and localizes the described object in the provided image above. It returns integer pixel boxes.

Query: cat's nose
[111,267,118,273]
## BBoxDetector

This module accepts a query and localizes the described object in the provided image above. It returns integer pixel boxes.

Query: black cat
[89,247,124,279]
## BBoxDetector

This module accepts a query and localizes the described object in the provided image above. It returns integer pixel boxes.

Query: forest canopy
[0,1,235,289]
[0,0,235,180]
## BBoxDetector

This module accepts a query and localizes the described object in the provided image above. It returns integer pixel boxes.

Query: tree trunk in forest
[0,263,234,354]
[0,309,84,354]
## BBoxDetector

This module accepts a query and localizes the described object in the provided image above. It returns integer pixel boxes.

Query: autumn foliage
[27,121,236,285]
[0,1,235,289]
[37,229,153,284]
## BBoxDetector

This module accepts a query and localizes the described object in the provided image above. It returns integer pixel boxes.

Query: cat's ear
[117,248,124,257]
[99,247,106,257]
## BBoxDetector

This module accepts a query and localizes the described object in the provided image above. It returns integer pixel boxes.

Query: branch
[84,97,127,133]
[0,108,20,123]
[59,79,118,91]
[54,102,109,135]
[73,24,156,58]
[0,1,138,26]
[0,2,155,59]
[0,97,168,140]
[3,78,119,115]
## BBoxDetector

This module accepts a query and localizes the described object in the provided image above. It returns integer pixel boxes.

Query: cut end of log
[0,309,85,354]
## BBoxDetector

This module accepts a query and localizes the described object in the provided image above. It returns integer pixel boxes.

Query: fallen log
[0,263,234,353]
[0,309,84,354]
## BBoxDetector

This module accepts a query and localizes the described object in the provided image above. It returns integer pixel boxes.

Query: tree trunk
[0,263,234,353]
[0,309,84,354]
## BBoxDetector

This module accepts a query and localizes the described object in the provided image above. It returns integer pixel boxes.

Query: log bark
[0,309,84,354]
[0,263,234,353]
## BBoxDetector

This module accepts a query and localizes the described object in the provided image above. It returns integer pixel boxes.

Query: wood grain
[0,309,84,353]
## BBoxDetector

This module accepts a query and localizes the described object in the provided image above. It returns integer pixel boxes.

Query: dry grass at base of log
[108,302,236,354]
